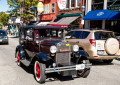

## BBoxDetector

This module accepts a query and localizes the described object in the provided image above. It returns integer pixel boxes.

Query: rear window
[94,32,116,40]
[66,31,90,39]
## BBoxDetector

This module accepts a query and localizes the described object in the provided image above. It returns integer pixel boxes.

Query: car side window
[0,31,6,35]
[65,31,83,39]
[72,31,83,39]
[66,31,90,39]
[81,31,90,39]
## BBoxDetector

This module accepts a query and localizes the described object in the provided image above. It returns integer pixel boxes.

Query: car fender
[15,45,26,58]
[73,51,89,64]
[77,50,89,58]
[31,53,52,65]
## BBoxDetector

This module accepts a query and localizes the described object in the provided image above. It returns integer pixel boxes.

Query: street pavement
[0,37,120,85]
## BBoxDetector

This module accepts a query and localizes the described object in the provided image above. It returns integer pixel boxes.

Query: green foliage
[0,24,2,29]
[0,12,10,26]
[7,0,38,23]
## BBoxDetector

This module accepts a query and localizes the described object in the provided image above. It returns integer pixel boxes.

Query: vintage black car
[0,30,8,44]
[15,25,91,84]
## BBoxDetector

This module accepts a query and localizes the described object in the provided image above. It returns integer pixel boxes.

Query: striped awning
[48,16,79,28]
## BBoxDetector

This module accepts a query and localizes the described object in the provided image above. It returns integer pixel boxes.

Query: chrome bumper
[45,64,92,73]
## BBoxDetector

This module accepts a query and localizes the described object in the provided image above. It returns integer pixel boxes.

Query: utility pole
[102,0,107,29]
[85,0,92,28]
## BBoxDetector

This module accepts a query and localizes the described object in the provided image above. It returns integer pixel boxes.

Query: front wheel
[34,61,46,84]
[103,59,113,64]
[77,60,90,78]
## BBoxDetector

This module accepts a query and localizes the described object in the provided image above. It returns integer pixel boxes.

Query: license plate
[76,64,86,70]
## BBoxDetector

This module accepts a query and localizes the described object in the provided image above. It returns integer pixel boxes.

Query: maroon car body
[15,25,91,84]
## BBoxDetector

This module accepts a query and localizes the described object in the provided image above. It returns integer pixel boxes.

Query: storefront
[8,17,21,37]
[48,13,82,29]
[37,0,59,26]
[84,0,120,33]
[48,0,84,29]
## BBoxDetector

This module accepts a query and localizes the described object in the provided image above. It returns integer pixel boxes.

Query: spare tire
[105,38,119,55]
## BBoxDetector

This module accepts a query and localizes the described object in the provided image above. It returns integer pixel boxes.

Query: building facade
[38,0,85,29]
[85,0,120,33]
[37,0,59,25]
[57,0,85,28]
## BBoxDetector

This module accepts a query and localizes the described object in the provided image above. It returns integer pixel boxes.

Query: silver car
[0,30,8,44]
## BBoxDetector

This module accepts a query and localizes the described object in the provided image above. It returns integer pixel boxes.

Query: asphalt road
[0,37,120,85]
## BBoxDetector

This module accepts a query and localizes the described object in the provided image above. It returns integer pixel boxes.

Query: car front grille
[56,42,71,65]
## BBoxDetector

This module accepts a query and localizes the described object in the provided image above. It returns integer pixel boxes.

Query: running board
[20,59,31,66]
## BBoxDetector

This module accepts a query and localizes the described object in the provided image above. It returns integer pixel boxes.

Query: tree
[0,12,10,26]
[7,0,38,24]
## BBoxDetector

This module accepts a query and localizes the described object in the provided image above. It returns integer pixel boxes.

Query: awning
[37,22,50,26]
[83,9,120,20]
[49,16,79,25]
[48,13,82,28]
[48,16,79,28]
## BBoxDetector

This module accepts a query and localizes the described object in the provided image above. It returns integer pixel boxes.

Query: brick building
[38,0,85,28]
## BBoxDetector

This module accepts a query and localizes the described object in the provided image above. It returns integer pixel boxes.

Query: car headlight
[73,45,79,52]
[50,46,57,53]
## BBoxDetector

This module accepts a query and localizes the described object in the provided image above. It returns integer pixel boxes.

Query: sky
[0,0,10,12]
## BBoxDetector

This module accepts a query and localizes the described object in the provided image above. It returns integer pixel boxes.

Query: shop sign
[37,2,44,14]
[57,0,66,10]
[108,5,120,11]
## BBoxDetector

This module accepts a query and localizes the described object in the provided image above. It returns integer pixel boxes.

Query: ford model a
[15,25,91,84]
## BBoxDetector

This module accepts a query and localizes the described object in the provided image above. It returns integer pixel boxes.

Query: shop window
[70,0,75,8]
[66,0,69,8]
[52,3,55,13]
[76,0,81,7]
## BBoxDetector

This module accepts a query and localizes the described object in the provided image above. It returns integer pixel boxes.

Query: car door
[25,29,36,58]
[66,31,90,50]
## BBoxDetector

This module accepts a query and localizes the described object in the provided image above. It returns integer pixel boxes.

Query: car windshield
[35,29,63,39]
[94,31,116,40]
[0,30,6,35]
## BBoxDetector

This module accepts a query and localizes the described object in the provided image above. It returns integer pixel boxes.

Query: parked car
[65,29,120,64]
[15,26,91,84]
[0,30,8,44]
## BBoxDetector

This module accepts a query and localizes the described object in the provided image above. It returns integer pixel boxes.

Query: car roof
[72,28,113,32]
[23,25,64,30]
